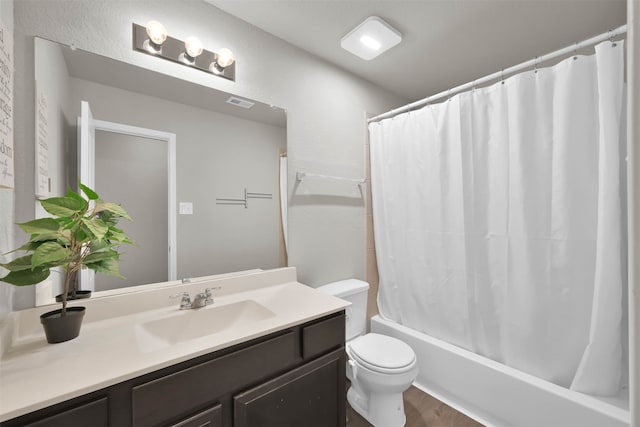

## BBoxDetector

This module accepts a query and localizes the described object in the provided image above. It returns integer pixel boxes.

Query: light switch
[179,202,193,215]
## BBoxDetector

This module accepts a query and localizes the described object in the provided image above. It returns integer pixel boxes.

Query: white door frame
[79,102,177,289]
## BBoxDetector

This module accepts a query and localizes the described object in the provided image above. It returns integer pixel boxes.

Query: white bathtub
[370,315,630,427]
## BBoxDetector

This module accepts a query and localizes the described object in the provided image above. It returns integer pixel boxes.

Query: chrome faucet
[190,292,209,309]
[171,287,221,310]
[171,292,192,310]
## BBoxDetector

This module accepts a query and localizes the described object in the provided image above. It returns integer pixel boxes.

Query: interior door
[93,131,169,290]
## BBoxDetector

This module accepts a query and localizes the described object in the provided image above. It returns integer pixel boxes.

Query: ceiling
[206,0,626,103]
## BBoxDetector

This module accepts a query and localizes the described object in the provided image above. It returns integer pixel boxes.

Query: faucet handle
[171,292,192,310]
[204,287,221,305]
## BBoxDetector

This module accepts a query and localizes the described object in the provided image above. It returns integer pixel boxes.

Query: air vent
[226,96,255,109]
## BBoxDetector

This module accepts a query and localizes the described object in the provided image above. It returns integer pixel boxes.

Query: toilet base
[347,383,407,427]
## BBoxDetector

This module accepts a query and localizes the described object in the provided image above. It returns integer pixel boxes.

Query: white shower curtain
[369,41,626,395]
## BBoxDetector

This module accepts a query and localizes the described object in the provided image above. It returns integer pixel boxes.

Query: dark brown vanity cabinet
[15,398,109,427]
[234,350,343,427]
[2,311,346,427]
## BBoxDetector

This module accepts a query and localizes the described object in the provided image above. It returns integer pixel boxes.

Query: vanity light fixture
[143,20,168,53]
[341,16,402,60]
[210,48,235,74]
[133,22,236,81]
[180,36,204,65]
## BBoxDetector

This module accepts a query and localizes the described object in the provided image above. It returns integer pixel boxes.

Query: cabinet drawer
[301,313,345,359]
[23,397,108,427]
[132,331,296,427]
[234,349,346,427]
[170,403,222,427]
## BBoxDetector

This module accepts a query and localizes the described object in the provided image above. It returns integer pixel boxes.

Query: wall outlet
[179,202,193,215]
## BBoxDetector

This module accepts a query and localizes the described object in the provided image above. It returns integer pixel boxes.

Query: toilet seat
[348,333,416,375]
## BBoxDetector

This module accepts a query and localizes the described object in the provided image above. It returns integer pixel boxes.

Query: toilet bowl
[316,280,418,427]
[346,333,418,427]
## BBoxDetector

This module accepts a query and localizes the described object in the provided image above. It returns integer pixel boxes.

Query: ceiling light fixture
[132,22,236,81]
[359,35,381,51]
[341,16,401,60]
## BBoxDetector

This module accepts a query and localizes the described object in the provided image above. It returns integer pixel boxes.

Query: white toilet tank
[317,279,369,341]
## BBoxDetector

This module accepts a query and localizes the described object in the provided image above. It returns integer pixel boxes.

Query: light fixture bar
[132,23,235,81]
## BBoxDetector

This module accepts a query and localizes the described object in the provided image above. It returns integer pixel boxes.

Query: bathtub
[371,315,630,427]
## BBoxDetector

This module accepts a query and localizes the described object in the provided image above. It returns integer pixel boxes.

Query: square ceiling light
[341,16,402,60]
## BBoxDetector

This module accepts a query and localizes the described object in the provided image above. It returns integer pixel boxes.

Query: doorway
[78,101,177,291]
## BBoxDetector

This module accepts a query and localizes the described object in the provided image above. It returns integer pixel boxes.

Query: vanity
[0,268,349,427]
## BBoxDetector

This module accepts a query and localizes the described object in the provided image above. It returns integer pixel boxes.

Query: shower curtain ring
[608,30,617,47]
[573,43,578,60]
[534,57,538,74]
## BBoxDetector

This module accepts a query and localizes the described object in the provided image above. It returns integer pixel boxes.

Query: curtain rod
[368,24,627,123]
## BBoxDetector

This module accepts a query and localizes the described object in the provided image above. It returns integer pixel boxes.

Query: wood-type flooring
[345,385,484,427]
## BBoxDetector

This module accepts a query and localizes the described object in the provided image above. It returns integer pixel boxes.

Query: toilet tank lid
[316,279,369,298]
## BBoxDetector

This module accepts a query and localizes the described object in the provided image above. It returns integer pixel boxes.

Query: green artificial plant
[0,183,133,314]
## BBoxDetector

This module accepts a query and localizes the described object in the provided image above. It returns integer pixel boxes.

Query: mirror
[34,37,287,304]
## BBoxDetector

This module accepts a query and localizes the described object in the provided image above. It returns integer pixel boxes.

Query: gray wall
[10,0,402,308]
[0,0,14,314]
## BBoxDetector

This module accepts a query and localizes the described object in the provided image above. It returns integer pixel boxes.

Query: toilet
[317,279,418,427]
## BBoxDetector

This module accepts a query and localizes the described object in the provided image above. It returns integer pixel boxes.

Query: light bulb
[360,35,381,50]
[145,20,167,46]
[216,48,235,68]
[184,37,203,58]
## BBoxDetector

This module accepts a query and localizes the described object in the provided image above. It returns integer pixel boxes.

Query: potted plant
[0,183,133,343]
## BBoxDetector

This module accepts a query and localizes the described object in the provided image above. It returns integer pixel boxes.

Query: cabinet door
[22,397,108,427]
[234,349,346,427]
[170,403,222,427]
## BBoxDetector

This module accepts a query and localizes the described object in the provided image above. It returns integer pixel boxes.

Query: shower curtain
[369,41,626,395]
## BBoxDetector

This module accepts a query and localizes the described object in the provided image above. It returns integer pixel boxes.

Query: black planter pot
[40,306,86,344]
[55,290,92,303]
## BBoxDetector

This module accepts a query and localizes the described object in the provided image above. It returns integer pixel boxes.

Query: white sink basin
[135,300,276,347]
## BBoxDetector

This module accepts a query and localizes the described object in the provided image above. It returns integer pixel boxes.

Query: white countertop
[0,268,349,422]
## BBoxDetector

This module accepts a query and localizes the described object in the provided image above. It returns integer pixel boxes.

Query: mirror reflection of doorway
[94,131,168,290]
[78,100,177,291]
